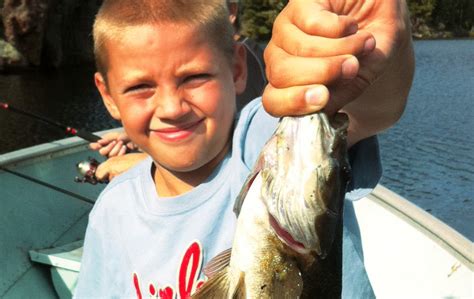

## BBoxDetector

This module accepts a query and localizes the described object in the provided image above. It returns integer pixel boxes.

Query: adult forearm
[344,39,414,147]
[343,1,415,147]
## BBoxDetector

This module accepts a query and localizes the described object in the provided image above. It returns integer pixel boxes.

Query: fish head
[261,112,350,258]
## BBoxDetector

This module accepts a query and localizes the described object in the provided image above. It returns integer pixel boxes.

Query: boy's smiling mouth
[152,118,205,142]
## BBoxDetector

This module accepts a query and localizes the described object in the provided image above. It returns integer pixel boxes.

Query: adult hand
[89,130,138,157]
[95,153,148,181]
[263,0,412,117]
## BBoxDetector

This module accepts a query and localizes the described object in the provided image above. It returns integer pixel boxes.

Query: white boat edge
[0,128,121,167]
[370,185,473,268]
[356,185,473,298]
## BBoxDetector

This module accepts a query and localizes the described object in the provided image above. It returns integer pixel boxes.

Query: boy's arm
[74,224,108,298]
[262,0,414,147]
[95,152,149,181]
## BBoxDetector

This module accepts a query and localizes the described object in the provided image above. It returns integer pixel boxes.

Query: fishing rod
[0,165,95,205]
[0,101,101,142]
[1,101,134,185]
[0,100,107,185]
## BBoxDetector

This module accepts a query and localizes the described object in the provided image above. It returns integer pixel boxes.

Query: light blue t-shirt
[75,98,380,298]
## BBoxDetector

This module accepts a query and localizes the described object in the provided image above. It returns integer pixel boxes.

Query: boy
[76,0,413,297]
[90,0,265,157]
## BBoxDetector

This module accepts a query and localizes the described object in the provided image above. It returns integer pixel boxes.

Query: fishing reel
[75,157,108,185]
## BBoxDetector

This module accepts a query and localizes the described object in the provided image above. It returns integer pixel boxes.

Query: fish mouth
[269,214,310,255]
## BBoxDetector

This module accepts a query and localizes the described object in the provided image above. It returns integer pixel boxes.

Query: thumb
[262,84,330,117]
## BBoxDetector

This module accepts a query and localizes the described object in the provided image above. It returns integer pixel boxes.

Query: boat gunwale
[0,128,122,168]
[368,184,474,270]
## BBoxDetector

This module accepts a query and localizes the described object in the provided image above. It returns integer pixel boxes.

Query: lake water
[378,39,474,241]
[0,66,117,152]
[0,39,473,240]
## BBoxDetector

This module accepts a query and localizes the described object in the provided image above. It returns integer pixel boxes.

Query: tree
[240,0,287,41]
[407,0,436,28]
[239,0,473,40]
[432,0,473,34]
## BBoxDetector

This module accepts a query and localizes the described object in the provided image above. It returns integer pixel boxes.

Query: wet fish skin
[260,112,350,258]
[193,173,304,298]
[193,112,350,298]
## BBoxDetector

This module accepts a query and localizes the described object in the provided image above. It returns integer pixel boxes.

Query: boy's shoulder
[89,156,152,220]
[234,97,279,165]
[235,97,277,135]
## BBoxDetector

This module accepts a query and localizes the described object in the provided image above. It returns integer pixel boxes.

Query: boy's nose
[153,91,192,120]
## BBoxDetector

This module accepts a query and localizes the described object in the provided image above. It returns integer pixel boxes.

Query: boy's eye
[183,74,211,86]
[123,84,154,96]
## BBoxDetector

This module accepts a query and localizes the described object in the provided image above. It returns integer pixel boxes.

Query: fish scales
[193,112,350,298]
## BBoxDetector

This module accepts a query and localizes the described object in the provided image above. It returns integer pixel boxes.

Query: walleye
[193,112,351,298]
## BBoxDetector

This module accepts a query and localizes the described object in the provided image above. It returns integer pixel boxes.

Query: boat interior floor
[0,143,105,298]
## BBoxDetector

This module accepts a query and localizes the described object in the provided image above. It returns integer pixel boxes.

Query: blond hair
[93,0,235,76]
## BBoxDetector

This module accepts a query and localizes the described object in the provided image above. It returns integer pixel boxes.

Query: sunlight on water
[379,39,474,240]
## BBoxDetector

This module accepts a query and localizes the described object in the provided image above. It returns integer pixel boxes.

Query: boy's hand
[95,153,148,181]
[89,130,138,157]
[263,0,411,117]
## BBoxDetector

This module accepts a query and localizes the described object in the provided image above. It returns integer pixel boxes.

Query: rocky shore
[1,1,472,71]
[1,0,100,71]
[411,21,474,40]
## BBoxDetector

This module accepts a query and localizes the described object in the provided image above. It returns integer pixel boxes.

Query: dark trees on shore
[238,0,473,40]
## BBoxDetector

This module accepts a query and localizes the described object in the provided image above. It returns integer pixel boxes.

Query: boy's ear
[95,72,121,121]
[233,43,247,95]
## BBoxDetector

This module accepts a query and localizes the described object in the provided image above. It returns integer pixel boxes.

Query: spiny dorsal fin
[203,248,232,278]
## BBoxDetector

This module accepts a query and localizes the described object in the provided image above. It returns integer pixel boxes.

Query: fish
[193,112,351,298]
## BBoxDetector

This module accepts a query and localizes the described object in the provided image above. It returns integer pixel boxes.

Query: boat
[0,130,111,298]
[0,133,472,298]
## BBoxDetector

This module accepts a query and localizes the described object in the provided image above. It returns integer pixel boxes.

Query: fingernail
[363,37,376,54]
[305,86,327,107]
[347,23,358,35]
[342,56,359,79]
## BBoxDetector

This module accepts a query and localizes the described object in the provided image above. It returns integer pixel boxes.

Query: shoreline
[412,36,474,41]
[411,28,474,41]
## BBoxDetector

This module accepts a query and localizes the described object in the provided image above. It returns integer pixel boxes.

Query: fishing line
[0,101,101,142]
[0,165,95,205]
[0,101,137,192]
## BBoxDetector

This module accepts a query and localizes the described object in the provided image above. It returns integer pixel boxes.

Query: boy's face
[96,23,247,175]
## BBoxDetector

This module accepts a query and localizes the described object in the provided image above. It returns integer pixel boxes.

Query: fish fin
[232,271,246,299]
[192,267,245,298]
[233,156,264,216]
[203,248,232,278]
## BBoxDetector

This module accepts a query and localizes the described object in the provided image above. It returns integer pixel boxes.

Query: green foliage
[408,0,436,22]
[240,0,288,41]
[407,0,473,36]
[432,0,473,33]
[239,0,473,39]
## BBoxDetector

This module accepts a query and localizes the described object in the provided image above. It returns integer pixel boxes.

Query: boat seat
[29,240,83,299]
